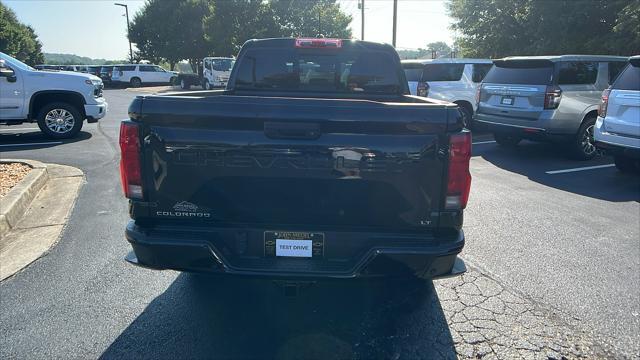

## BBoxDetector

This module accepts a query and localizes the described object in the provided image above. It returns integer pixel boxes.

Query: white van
[202,57,235,90]
[402,59,493,128]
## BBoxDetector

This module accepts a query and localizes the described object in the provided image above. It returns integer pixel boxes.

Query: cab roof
[241,38,396,53]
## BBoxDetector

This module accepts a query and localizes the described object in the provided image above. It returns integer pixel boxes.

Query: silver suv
[475,55,627,159]
[594,56,640,172]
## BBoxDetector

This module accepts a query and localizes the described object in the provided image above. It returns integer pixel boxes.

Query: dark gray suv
[475,55,627,159]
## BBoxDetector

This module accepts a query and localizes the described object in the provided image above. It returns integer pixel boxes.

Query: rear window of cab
[234,48,403,94]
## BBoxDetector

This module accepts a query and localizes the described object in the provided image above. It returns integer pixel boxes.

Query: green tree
[612,1,640,54]
[269,0,352,38]
[426,41,452,58]
[203,0,275,57]
[447,0,638,57]
[0,1,45,65]
[447,0,532,58]
[131,0,352,70]
[203,0,352,57]
[129,0,211,70]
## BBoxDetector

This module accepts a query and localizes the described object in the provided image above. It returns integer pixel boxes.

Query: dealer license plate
[264,231,324,258]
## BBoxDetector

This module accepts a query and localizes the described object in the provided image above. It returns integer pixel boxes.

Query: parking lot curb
[0,159,49,238]
[0,162,84,281]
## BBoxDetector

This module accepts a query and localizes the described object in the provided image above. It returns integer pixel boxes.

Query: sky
[4,0,454,60]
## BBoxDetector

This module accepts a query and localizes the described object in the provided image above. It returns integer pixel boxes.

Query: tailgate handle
[264,122,321,140]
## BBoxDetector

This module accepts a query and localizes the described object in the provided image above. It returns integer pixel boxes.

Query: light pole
[358,0,365,40]
[392,0,397,47]
[114,3,133,62]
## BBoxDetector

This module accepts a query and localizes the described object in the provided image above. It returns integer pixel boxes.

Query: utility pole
[358,0,365,40]
[114,3,133,62]
[318,11,321,36]
[392,0,397,47]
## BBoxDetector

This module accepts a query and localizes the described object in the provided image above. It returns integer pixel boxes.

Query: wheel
[36,102,83,139]
[181,78,190,90]
[614,155,639,173]
[169,76,177,86]
[130,77,142,88]
[457,104,473,129]
[493,133,521,147]
[570,117,597,160]
[204,80,210,90]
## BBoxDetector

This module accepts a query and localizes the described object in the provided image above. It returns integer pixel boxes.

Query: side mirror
[0,67,16,82]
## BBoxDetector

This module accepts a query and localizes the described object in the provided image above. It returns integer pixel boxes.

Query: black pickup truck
[120,38,471,280]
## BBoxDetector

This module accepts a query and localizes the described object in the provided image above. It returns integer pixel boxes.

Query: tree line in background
[448,0,639,58]
[129,0,352,71]
[2,0,639,68]
[398,42,453,60]
[0,1,44,65]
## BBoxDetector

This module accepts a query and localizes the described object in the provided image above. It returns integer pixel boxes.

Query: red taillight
[446,132,472,209]
[295,38,342,48]
[598,87,611,118]
[119,121,143,199]
[417,82,429,97]
[544,85,562,109]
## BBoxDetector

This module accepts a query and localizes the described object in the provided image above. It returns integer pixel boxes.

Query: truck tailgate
[134,95,452,230]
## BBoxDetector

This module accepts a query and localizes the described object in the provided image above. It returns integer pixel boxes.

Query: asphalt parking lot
[1,88,638,359]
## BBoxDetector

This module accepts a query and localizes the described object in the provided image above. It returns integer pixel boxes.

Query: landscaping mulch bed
[0,163,32,197]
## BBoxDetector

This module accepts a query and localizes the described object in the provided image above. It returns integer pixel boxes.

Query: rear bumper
[124,221,466,280]
[595,141,640,159]
[474,111,578,137]
[594,116,640,155]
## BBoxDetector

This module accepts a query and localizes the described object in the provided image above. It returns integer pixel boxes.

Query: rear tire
[36,102,83,139]
[570,116,597,160]
[614,155,639,173]
[494,133,521,147]
[130,77,142,88]
[181,78,190,90]
[204,80,211,90]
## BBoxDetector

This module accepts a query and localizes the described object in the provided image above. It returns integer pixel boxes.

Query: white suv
[595,55,640,173]
[402,58,493,128]
[0,52,108,139]
[111,64,177,88]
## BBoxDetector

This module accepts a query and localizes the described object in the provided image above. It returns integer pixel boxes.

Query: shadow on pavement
[478,141,640,202]
[0,130,92,151]
[100,274,455,359]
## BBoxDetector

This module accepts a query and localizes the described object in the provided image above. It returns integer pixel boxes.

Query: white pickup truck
[0,52,108,139]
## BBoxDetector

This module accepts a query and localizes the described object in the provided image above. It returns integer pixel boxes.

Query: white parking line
[545,164,615,175]
[472,140,497,145]
[0,141,63,147]
[0,127,39,132]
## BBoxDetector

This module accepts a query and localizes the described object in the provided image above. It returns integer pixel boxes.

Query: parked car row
[34,63,177,88]
[402,55,639,169]
[402,58,493,127]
